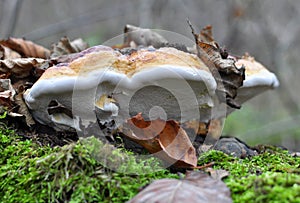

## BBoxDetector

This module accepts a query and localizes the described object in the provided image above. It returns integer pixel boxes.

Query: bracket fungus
[23,45,278,133]
[233,54,279,106]
[24,45,217,131]
[23,25,279,138]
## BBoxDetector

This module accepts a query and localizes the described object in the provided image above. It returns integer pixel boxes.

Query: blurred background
[1,0,299,151]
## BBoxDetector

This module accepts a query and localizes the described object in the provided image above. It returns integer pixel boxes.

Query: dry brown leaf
[182,120,208,136]
[199,25,215,43]
[7,112,23,117]
[0,46,3,60]
[51,37,89,58]
[114,25,188,52]
[0,57,47,78]
[70,38,89,52]
[121,113,197,168]
[123,24,168,48]
[51,37,75,57]
[0,79,16,108]
[188,21,245,109]
[0,45,22,60]
[128,171,232,203]
[206,168,230,180]
[207,119,223,141]
[197,119,224,153]
[14,86,35,126]
[0,79,34,126]
[0,38,50,59]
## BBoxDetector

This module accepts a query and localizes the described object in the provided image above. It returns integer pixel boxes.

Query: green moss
[198,150,300,203]
[1,118,300,202]
[0,129,177,203]
[228,172,300,203]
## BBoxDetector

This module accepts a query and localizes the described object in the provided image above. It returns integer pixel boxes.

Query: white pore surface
[24,65,217,130]
[236,69,279,104]
[226,68,279,115]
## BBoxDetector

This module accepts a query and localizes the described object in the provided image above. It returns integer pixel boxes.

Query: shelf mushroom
[23,45,279,132]
[233,54,279,106]
[24,45,217,131]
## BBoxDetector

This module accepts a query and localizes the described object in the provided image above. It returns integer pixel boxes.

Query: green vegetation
[1,121,299,202]
[0,127,177,203]
[198,149,300,203]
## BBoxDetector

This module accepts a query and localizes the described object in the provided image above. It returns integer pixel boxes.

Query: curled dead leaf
[0,45,21,60]
[121,113,197,168]
[188,21,245,109]
[206,168,230,180]
[51,37,89,58]
[0,57,47,78]
[0,46,3,60]
[128,171,232,203]
[0,37,50,59]
[0,79,34,126]
[124,24,168,48]
[70,38,89,52]
[121,25,189,52]
[0,79,16,108]
[207,119,223,142]
[14,86,35,127]
[182,120,208,136]
[199,25,215,43]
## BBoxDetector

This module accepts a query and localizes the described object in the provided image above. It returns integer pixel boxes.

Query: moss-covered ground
[198,149,300,203]
[1,123,299,202]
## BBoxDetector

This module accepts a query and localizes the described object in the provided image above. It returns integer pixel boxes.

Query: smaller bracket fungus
[234,54,279,105]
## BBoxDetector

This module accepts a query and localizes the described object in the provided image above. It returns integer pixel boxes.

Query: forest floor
[0,117,300,203]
